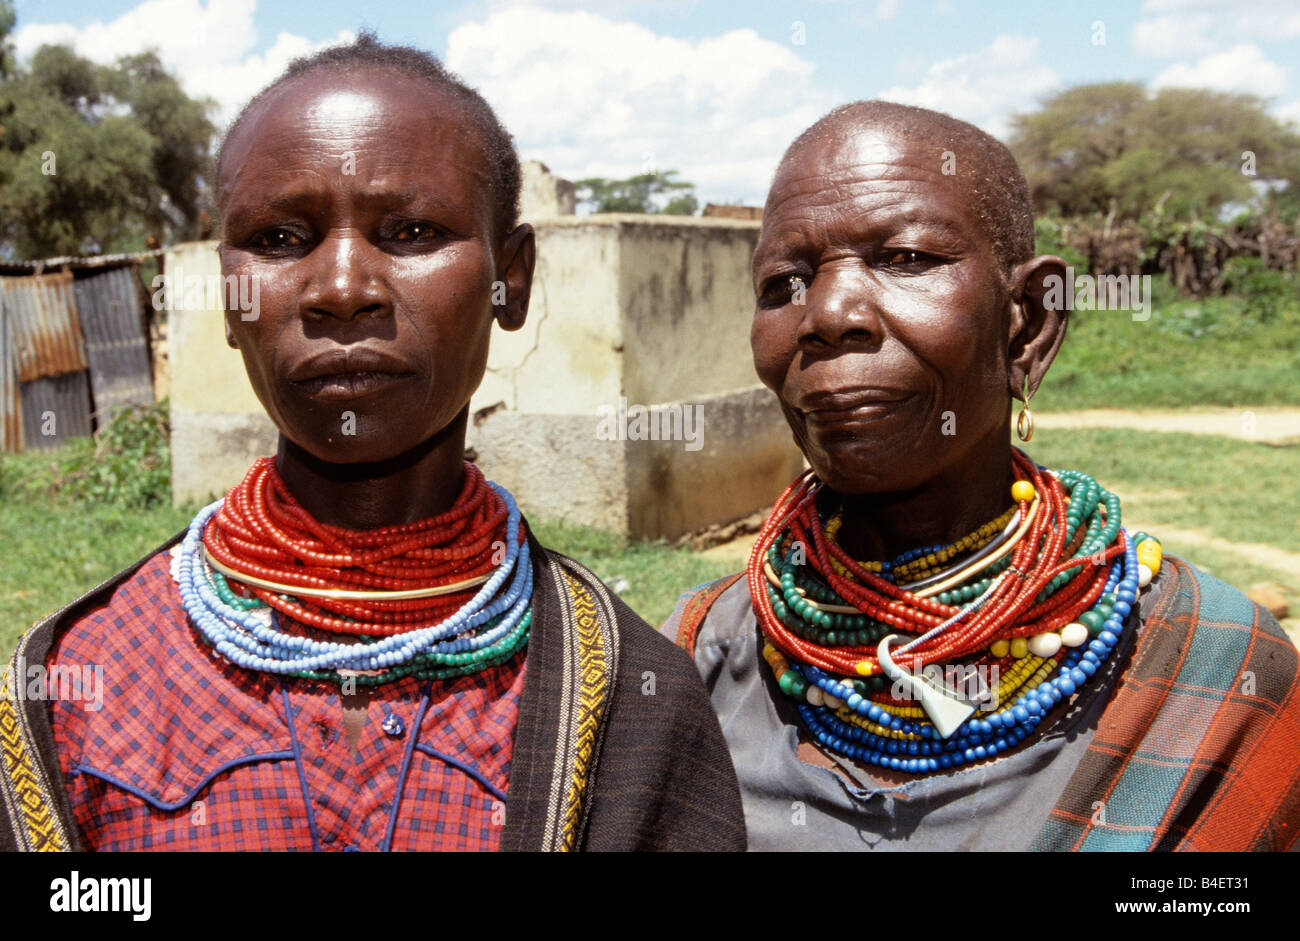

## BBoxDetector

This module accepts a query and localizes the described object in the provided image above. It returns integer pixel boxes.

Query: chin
[803,435,922,495]
[814,464,914,496]
[284,429,422,467]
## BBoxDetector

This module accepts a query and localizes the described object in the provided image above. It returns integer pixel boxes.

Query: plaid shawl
[673,557,1300,851]
[1032,557,1300,851]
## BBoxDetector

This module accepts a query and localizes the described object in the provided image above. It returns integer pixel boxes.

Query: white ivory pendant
[876,634,976,739]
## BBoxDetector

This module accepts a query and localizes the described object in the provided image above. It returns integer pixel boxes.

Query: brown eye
[396,222,436,241]
[253,229,303,251]
[883,249,936,268]
[759,273,807,308]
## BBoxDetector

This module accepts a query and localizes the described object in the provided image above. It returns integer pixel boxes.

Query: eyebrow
[755,203,974,267]
[224,185,461,226]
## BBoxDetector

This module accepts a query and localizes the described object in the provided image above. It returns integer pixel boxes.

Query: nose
[299,232,391,322]
[797,261,883,354]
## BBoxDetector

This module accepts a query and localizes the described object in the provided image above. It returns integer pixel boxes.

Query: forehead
[217,68,489,205]
[759,123,986,252]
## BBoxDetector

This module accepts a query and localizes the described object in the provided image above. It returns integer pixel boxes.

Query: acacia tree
[1008,82,1300,222]
[574,170,698,215]
[0,19,216,259]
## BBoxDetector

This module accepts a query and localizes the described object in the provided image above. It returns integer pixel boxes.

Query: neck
[833,430,1016,563]
[274,409,470,530]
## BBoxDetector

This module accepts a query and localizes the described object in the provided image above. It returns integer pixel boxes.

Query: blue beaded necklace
[755,462,1160,775]
[176,482,532,684]
[791,534,1140,773]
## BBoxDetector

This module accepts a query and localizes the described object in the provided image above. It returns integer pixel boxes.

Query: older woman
[1,35,744,852]
[663,101,1300,851]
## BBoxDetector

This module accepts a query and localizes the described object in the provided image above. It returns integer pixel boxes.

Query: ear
[1006,254,1069,402]
[493,223,536,332]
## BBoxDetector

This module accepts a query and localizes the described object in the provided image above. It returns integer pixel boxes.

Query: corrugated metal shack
[0,251,160,452]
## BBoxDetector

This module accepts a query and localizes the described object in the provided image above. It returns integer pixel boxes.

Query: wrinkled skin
[751,123,1068,561]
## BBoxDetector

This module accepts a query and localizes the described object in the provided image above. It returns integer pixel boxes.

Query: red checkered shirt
[46,546,525,851]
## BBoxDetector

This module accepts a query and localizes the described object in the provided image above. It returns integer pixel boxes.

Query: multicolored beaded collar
[175,459,531,687]
[748,450,1163,774]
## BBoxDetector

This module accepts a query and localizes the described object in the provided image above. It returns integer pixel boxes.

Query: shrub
[1,400,174,510]
[1033,216,1089,272]
[1220,257,1295,323]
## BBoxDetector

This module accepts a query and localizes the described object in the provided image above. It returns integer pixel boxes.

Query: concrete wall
[617,216,762,404]
[622,386,798,540]
[520,160,576,220]
[168,216,805,539]
[473,220,624,416]
[166,241,276,506]
[467,214,803,540]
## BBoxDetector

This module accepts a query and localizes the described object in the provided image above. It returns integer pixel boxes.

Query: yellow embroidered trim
[558,572,608,852]
[0,655,70,852]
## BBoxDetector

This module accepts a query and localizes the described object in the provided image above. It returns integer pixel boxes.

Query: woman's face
[217,69,525,465]
[750,124,1016,495]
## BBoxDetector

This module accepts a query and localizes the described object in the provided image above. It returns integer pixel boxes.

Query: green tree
[0,0,15,80]
[0,36,216,259]
[575,170,698,215]
[1008,82,1300,222]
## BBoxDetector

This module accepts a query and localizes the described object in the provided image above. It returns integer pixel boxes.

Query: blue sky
[12,0,1300,205]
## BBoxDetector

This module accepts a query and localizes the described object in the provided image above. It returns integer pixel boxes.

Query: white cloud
[1132,0,1300,57]
[1152,43,1288,98]
[1130,13,1217,58]
[182,30,356,129]
[12,0,353,129]
[446,8,836,204]
[1276,99,1300,128]
[873,34,1059,140]
[15,0,257,65]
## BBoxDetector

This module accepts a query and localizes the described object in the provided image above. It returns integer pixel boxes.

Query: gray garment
[683,575,1156,851]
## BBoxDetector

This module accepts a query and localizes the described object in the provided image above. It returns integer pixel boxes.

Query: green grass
[1027,427,1300,552]
[1035,283,1300,411]
[1027,426,1300,597]
[0,459,196,657]
[530,519,736,626]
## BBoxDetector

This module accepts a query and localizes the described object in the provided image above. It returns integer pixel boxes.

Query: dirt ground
[1037,406,1300,444]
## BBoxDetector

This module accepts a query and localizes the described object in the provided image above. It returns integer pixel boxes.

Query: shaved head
[773,101,1035,277]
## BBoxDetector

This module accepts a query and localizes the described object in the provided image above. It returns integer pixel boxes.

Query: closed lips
[800,390,912,420]
[288,348,416,382]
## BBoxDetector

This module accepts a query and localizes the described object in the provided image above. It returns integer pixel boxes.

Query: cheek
[224,296,291,389]
[750,313,793,389]
[398,246,493,312]
[898,277,1006,390]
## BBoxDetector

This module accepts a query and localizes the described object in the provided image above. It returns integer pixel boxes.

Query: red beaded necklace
[203,457,515,637]
[747,450,1123,679]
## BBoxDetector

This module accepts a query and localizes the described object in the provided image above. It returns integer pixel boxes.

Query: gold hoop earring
[1016,380,1034,442]
[1016,404,1034,442]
